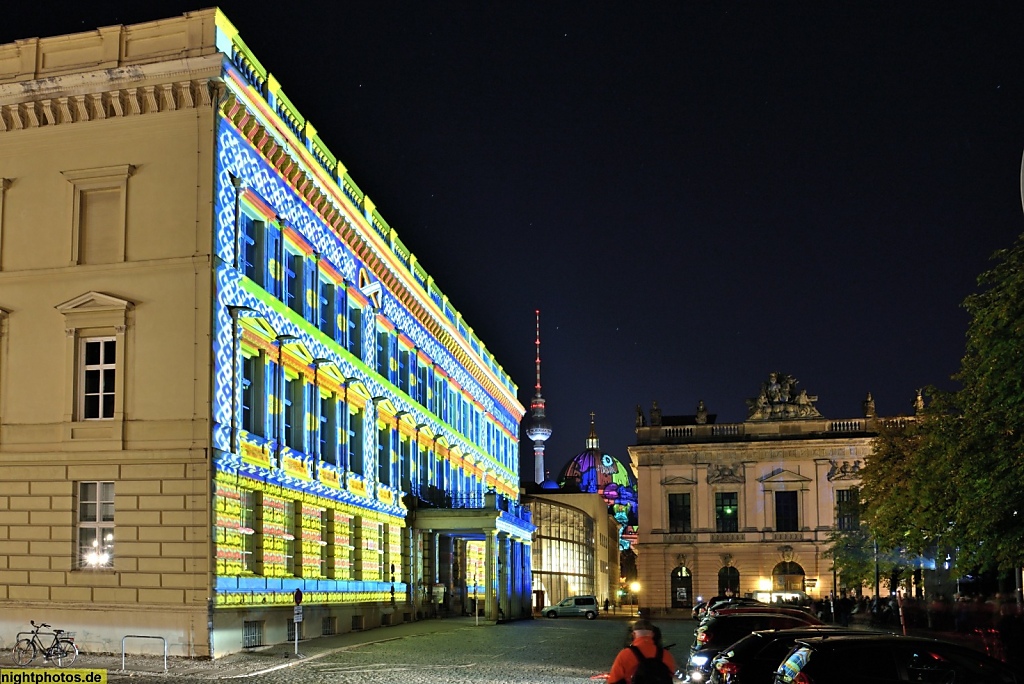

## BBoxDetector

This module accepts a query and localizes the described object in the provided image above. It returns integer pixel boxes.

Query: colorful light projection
[559,451,638,550]
[208,30,531,612]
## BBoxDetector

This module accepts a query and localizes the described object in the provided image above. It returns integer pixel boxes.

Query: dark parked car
[710,627,886,684]
[709,606,816,622]
[774,634,1018,684]
[684,612,823,683]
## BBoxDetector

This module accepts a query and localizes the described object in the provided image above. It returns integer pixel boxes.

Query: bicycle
[12,620,78,667]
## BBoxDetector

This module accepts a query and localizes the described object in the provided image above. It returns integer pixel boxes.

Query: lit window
[715,492,738,533]
[81,338,116,419]
[78,481,114,569]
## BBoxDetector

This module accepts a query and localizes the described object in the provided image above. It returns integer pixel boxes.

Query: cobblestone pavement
[2,614,995,684]
[2,615,688,684]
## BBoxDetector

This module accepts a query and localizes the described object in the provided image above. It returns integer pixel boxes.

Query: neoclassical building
[628,375,882,614]
[0,10,532,657]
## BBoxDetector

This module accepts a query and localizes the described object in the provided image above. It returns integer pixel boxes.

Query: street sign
[293,589,303,605]
[293,605,303,623]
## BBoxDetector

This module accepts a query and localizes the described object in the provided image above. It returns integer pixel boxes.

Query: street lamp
[629,581,641,616]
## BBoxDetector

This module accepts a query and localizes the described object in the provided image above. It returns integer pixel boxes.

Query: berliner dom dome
[556,414,638,549]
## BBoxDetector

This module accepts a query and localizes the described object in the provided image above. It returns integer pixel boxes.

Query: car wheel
[546,611,557,618]
[585,611,596,620]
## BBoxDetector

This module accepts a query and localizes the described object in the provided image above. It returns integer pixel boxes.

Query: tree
[855,233,1024,574]
[941,233,1024,571]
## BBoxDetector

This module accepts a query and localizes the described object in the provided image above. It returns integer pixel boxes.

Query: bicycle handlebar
[29,621,52,629]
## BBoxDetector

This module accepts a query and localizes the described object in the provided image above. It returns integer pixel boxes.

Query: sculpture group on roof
[746,372,822,420]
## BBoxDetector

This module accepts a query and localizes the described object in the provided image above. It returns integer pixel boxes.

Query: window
[283,376,303,451]
[319,392,338,465]
[63,165,132,266]
[240,213,266,286]
[283,500,296,576]
[81,338,116,420]
[284,250,305,316]
[320,509,332,577]
[349,405,364,474]
[241,353,265,435]
[375,328,390,378]
[346,301,362,359]
[242,620,264,649]
[377,523,387,579]
[317,278,336,339]
[78,481,114,568]
[377,423,392,486]
[668,493,691,533]
[240,489,258,573]
[398,349,410,395]
[715,492,738,532]
[836,488,859,531]
[775,491,799,532]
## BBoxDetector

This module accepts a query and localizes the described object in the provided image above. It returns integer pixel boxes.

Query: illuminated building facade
[522,492,619,612]
[628,375,882,614]
[0,10,532,657]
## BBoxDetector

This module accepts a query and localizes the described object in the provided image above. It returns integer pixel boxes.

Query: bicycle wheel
[52,640,78,667]
[13,639,36,666]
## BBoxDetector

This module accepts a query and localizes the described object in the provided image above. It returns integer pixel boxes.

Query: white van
[541,595,599,619]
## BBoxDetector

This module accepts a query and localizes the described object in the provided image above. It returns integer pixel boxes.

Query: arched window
[671,565,693,608]
[772,561,805,592]
[718,566,740,596]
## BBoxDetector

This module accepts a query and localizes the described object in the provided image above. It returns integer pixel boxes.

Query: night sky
[6,3,1024,480]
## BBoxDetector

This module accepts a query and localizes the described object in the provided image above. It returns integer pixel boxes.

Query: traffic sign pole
[293,590,304,657]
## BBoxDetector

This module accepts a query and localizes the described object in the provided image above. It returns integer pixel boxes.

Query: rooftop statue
[745,372,822,420]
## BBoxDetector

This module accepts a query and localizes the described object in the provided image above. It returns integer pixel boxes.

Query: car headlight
[690,654,709,667]
[690,671,705,682]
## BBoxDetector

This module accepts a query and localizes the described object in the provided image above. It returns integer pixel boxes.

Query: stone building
[628,374,879,614]
[0,10,532,657]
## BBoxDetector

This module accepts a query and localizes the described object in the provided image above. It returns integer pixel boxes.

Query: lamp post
[630,581,641,617]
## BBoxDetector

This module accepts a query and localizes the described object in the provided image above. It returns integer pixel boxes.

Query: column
[485,530,498,620]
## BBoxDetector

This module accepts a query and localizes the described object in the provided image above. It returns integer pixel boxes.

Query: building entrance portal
[718,566,740,596]
[773,561,806,592]
[670,566,693,608]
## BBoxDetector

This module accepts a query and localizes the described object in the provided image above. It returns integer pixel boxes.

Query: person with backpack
[608,618,677,684]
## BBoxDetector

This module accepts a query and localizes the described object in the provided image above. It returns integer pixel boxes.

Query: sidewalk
[2,617,486,680]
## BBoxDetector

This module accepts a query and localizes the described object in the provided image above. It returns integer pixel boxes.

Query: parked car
[709,606,817,622]
[774,634,1018,684]
[710,627,887,684]
[707,597,767,613]
[541,595,599,619]
[685,612,823,683]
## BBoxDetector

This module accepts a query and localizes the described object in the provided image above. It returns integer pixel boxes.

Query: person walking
[608,618,676,684]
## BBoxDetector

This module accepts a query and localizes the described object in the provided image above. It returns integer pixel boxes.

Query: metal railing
[120,635,167,673]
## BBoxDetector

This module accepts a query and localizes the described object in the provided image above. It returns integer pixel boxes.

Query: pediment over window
[758,468,811,484]
[55,291,132,329]
[661,476,697,486]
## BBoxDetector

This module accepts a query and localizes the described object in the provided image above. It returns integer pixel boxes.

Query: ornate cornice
[0,79,219,132]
